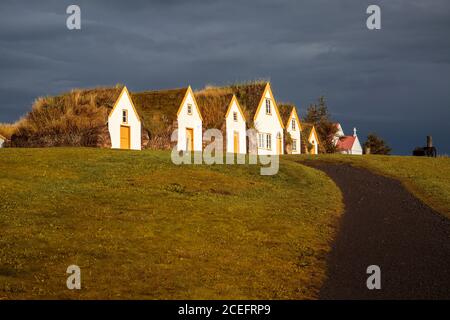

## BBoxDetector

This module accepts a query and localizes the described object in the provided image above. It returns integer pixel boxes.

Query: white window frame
[265,99,271,115]
[187,104,193,115]
[258,133,264,149]
[292,139,297,151]
[266,133,272,150]
[233,111,238,122]
[291,118,296,130]
[258,132,272,150]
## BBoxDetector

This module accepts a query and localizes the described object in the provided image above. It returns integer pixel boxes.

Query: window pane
[266,99,271,114]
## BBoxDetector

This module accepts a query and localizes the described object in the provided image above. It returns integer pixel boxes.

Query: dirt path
[306,162,450,299]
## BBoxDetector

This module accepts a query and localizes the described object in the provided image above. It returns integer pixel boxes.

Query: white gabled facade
[253,84,285,155]
[335,123,345,137]
[0,134,5,148]
[332,123,345,145]
[285,108,301,154]
[225,95,247,154]
[177,86,203,152]
[108,86,142,150]
[308,126,319,155]
[342,128,363,155]
[349,133,363,155]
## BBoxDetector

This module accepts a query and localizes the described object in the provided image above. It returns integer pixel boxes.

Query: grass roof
[227,81,267,121]
[195,80,268,126]
[10,86,123,147]
[131,87,188,138]
[301,122,315,136]
[53,86,123,112]
[299,122,314,154]
[194,90,234,129]
[278,103,296,127]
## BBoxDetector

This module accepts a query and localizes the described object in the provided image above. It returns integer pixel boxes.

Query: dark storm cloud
[0,0,449,154]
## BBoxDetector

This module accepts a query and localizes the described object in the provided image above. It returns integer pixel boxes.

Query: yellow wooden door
[186,128,194,151]
[234,132,239,153]
[277,136,282,154]
[120,126,130,149]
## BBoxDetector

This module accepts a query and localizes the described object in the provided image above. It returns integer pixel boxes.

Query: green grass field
[288,154,450,218]
[0,148,342,299]
[2,149,448,299]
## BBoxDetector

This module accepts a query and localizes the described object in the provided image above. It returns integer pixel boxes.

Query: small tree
[303,96,337,153]
[364,133,391,155]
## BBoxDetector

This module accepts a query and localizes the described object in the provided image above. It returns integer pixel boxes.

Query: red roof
[336,136,355,150]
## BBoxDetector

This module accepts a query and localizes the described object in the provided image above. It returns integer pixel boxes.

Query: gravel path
[306,162,450,299]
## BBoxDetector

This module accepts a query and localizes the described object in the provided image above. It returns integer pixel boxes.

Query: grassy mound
[9,87,122,148]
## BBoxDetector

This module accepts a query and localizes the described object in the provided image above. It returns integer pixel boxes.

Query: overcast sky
[0,0,449,154]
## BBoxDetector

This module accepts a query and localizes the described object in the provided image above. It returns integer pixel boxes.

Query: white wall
[309,131,319,154]
[336,124,344,137]
[333,123,345,145]
[0,137,4,148]
[177,90,203,151]
[286,112,301,154]
[108,88,142,150]
[226,100,247,154]
[351,136,363,155]
[254,89,284,155]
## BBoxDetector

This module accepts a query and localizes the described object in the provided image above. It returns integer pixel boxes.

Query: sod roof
[278,103,296,127]
[227,82,267,121]
[301,123,314,136]
[301,123,320,145]
[70,87,123,110]
[194,81,268,126]
[131,87,188,134]
[194,90,234,129]
[300,122,318,153]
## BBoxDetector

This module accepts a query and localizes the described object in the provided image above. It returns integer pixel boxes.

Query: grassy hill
[0,148,342,299]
